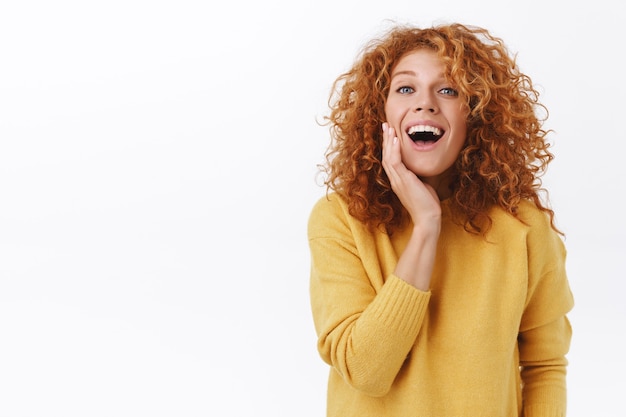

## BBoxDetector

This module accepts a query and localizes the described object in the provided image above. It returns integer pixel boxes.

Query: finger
[382,123,391,156]
[382,125,394,158]
[382,123,392,167]
[383,130,409,194]
[383,126,403,172]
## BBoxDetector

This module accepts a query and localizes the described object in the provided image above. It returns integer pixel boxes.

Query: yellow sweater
[308,193,574,417]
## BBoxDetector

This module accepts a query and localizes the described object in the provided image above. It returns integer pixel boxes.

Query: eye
[439,87,459,97]
[397,86,414,94]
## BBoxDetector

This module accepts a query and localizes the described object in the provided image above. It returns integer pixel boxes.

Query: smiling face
[385,49,469,194]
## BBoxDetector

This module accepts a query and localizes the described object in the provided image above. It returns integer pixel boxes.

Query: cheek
[448,121,468,154]
[383,103,391,120]
[453,116,469,137]
[384,101,402,124]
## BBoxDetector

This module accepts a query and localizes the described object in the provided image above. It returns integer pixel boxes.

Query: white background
[0,0,624,416]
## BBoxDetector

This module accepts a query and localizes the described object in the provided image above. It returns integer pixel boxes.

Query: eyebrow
[390,70,448,82]
[391,70,416,78]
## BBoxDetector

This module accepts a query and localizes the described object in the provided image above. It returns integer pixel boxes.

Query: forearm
[519,316,572,415]
[317,276,430,396]
[394,225,439,291]
[521,364,568,417]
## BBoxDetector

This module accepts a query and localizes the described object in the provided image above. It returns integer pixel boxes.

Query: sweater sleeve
[308,195,430,397]
[518,204,575,417]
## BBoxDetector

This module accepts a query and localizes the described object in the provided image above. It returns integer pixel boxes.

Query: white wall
[0,0,623,416]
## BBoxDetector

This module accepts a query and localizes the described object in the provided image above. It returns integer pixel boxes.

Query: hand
[381,123,441,290]
[381,123,442,231]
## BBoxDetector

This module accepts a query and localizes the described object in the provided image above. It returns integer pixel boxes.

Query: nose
[414,92,438,113]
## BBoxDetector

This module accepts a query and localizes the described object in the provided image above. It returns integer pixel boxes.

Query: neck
[420,167,454,201]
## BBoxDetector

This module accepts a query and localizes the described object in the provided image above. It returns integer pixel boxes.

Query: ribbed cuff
[367,274,431,337]
[523,403,566,417]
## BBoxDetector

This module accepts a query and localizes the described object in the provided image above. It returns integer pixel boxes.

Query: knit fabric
[308,193,574,417]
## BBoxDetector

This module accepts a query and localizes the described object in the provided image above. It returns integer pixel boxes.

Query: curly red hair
[320,22,560,235]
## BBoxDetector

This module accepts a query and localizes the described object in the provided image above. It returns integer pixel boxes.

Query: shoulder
[515,199,553,229]
[309,192,348,223]
[506,200,567,264]
[308,192,371,241]
[308,192,349,239]
[516,200,563,247]
[309,192,347,216]
[487,199,555,236]
[486,200,564,253]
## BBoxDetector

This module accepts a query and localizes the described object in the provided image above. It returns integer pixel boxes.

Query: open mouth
[407,125,444,143]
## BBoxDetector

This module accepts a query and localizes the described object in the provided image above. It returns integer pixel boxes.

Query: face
[385,49,469,190]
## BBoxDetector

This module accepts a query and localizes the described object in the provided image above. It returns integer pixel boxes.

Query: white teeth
[407,125,442,136]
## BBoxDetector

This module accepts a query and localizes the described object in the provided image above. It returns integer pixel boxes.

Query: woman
[308,22,574,416]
